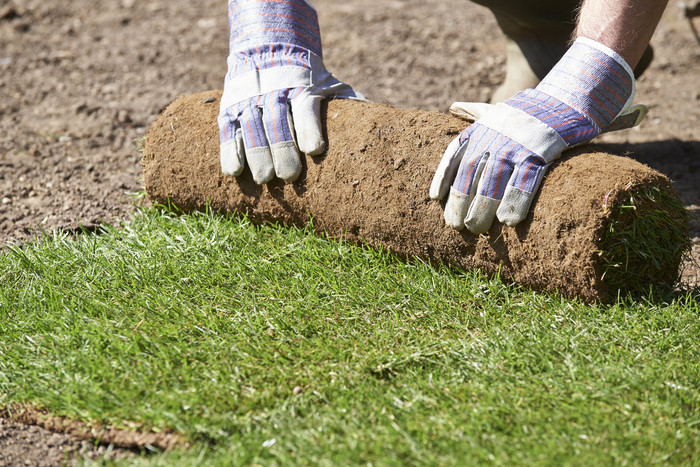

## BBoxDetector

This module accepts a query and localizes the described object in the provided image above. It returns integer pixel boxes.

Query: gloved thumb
[290,94,325,156]
[603,104,648,133]
[430,134,470,200]
[449,102,497,122]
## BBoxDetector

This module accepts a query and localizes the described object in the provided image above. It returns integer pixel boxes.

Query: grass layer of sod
[599,185,690,296]
[1,207,698,465]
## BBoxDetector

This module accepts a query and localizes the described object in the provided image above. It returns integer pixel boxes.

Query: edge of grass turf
[0,403,188,452]
[599,185,691,297]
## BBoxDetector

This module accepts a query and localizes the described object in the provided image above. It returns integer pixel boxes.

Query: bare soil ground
[1,0,698,464]
[0,417,137,466]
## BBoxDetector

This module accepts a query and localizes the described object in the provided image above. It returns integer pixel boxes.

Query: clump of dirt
[143,91,689,303]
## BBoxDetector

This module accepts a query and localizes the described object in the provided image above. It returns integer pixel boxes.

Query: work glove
[218,0,364,184]
[430,37,648,233]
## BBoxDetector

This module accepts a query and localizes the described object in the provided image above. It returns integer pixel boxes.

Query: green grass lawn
[1,208,698,465]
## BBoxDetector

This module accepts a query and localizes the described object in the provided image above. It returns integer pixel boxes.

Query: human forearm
[575,0,668,67]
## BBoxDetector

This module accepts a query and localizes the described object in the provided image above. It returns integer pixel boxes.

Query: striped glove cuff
[507,37,635,148]
[227,0,321,56]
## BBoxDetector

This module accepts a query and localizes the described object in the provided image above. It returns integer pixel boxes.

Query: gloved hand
[430,37,648,233]
[218,0,364,184]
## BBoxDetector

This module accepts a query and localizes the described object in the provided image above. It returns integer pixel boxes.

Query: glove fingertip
[253,168,275,185]
[464,195,499,234]
[278,163,302,182]
[430,137,470,200]
[220,140,244,176]
[271,141,303,182]
[449,102,494,122]
[293,106,324,155]
[297,132,325,156]
[444,188,470,230]
[246,147,276,184]
[429,179,445,200]
[288,97,325,155]
[497,186,534,227]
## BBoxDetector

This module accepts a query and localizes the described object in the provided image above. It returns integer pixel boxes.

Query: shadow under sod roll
[142,90,689,303]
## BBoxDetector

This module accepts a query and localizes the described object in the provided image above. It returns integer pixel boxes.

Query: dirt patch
[1,0,699,460]
[0,405,186,465]
[0,417,133,466]
[143,92,687,303]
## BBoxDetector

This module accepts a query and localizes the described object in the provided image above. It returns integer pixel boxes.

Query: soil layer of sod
[142,91,689,303]
[0,405,186,464]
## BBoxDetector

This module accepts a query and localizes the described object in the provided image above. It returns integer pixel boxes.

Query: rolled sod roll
[142,91,689,303]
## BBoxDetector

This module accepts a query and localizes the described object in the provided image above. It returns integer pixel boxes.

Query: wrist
[227,43,317,73]
[221,47,330,111]
[228,0,322,56]
[534,37,635,135]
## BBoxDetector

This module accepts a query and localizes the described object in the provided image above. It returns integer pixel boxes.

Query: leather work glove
[430,37,648,233]
[218,0,364,184]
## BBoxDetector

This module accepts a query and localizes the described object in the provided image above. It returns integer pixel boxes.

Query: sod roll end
[142,91,690,303]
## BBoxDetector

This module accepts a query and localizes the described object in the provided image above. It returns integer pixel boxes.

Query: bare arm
[575,0,668,67]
